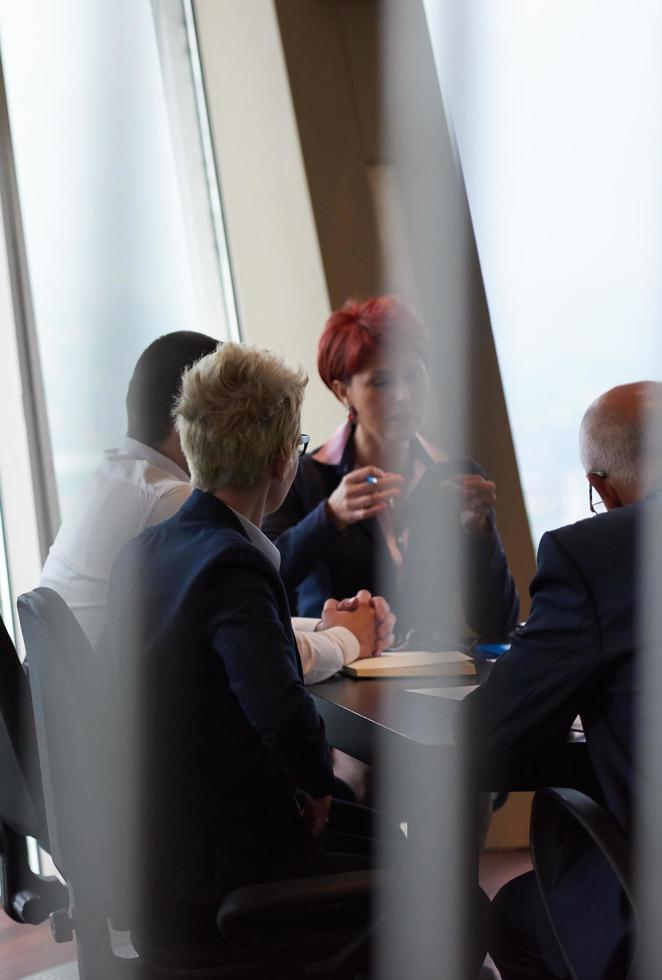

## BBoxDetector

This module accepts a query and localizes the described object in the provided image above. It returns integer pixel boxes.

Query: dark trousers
[490,855,633,980]
[134,800,383,952]
[489,871,569,980]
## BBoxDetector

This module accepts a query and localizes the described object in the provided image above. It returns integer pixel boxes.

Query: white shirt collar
[228,505,281,572]
[120,437,190,483]
[112,440,279,569]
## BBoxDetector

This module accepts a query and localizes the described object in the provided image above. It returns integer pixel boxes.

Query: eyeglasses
[588,470,607,515]
[297,434,310,457]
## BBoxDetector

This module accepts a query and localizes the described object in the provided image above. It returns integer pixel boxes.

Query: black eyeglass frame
[588,470,607,515]
[297,433,310,457]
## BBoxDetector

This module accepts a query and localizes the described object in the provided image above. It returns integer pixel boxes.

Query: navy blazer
[100,490,334,916]
[264,428,519,642]
[462,498,646,978]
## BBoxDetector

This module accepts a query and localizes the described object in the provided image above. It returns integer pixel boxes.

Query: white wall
[194,0,345,446]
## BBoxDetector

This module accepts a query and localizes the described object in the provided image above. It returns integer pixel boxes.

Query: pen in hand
[366,472,396,507]
[326,467,402,527]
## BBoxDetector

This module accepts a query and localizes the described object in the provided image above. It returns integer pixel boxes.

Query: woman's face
[339,348,429,444]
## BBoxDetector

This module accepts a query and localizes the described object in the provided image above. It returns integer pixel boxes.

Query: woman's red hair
[317,295,431,392]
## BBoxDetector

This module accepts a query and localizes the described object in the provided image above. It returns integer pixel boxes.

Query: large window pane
[425,1,662,544]
[0,0,233,524]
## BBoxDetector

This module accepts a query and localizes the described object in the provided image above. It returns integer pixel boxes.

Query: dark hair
[317,295,431,393]
[126,331,219,447]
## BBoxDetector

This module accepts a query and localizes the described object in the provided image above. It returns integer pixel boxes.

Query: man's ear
[587,472,623,510]
[331,378,350,408]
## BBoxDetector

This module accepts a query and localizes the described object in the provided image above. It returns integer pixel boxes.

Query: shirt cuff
[292,617,320,633]
[294,625,360,685]
[326,626,360,665]
[291,618,360,663]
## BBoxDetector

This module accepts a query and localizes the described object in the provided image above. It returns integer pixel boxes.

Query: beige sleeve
[292,625,360,686]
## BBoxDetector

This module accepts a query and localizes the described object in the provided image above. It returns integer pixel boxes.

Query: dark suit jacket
[462,498,646,979]
[264,427,519,642]
[100,490,334,921]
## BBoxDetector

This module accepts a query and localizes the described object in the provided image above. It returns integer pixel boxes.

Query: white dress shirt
[40,437,358,682]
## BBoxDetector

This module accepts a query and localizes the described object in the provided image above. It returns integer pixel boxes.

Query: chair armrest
[218,871,379,978]
[531,787,632,904]
[219,870,374,923]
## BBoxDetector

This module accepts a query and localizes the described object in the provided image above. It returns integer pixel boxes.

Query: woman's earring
[347,406,357,424]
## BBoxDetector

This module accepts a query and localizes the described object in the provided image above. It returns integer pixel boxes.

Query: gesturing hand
[443,474,497,536]
[326,467,403,529]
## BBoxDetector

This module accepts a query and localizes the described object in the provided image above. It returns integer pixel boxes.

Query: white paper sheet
[406,685,478,701]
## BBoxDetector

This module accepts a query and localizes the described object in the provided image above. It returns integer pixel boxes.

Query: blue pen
[365,475,379,485]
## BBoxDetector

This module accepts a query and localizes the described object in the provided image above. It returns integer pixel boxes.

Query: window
[424,1,662,544]
[0,0,237,526]
[0,498,12,636]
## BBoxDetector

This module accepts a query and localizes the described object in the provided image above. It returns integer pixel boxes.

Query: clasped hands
[315,589,395,660]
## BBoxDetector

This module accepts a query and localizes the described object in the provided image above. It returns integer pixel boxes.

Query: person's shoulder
[297,450,339,477]
[93,452,190,524]
[550,503,638,548]
[125,512,273,579]
[117,454,188,500]
[175,499,279,569]
[195,532,284,604]
[539,505,639,584]
[292,450,339,496]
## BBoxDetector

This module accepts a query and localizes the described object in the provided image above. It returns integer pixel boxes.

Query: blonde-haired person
[176,341,309,494]
[101,342,375,950]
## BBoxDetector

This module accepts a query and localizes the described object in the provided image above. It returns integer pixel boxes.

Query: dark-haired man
[41,331,394,677]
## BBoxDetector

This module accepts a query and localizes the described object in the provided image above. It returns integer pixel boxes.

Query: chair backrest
[0,609,70,927]
[15,590,380,979]
[531,786,635,980]
[0,611,44,839]
[17,588,110,892]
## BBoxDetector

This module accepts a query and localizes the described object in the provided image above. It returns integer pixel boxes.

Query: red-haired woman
[265,296,519,644]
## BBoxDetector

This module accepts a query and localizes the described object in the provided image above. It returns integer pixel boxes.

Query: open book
[343,650,476,679]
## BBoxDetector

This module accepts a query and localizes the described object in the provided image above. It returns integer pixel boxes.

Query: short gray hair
[579,403,643,488]
[174,342,307,492]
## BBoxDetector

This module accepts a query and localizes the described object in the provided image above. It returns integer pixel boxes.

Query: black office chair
[0,609,67,927]
[18,587,378,979]
[530,786,636,980]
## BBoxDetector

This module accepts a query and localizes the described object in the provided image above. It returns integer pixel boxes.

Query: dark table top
[310,666,592,792]
[309,671,477,766]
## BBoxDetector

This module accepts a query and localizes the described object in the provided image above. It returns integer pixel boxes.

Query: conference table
[310,665,592,793]
[310,660,598,980]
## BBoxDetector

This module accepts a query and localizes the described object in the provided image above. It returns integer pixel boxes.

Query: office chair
[18,588,377,979]
[530,786,635,980]
[0,610,67,927]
